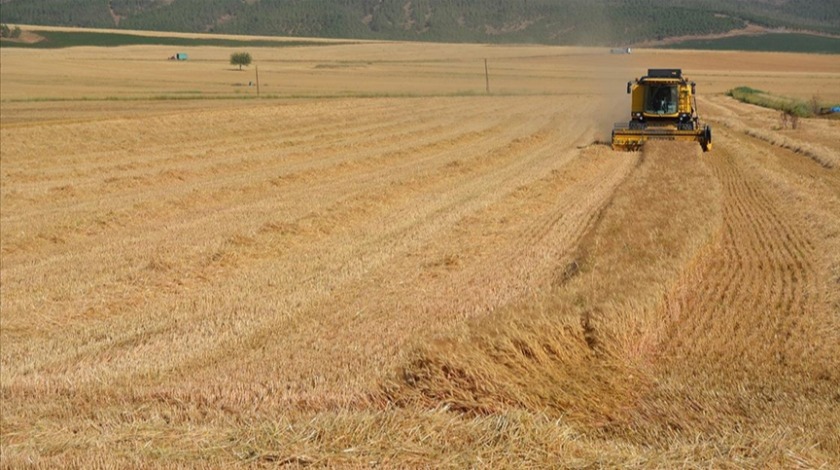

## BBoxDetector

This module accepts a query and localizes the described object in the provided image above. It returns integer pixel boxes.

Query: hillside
[1,0,838,45]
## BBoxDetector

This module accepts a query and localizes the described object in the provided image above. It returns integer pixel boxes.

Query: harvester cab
[612,69,712,152]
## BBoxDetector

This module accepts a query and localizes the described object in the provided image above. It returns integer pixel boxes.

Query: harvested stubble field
[1,37,840,468]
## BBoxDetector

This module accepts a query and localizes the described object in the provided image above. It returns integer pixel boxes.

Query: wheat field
[1,37,839,468]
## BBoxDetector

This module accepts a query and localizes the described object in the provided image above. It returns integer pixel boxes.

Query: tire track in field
[379,140,720,422]
[623,124,840,456]
[659,125,828,382]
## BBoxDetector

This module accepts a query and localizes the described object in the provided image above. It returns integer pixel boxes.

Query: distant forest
[1,0,838,45]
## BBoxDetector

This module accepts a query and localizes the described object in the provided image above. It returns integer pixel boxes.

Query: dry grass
[1,36,839,467]
[704,95,840,169]
[382,141,717,417]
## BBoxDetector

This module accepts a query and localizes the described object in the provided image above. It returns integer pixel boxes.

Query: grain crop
[1,34,839,467]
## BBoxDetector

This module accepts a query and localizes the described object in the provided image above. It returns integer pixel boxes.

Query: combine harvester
[612,69,712,152]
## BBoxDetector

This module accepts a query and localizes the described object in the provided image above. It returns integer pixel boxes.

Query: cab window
[645,85,678,114]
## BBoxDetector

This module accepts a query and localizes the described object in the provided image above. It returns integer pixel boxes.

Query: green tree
[230,51,252,70]
[1,24,10,38]
[11,26,22,39]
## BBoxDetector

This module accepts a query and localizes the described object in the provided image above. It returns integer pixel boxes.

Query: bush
[728,86,812,118]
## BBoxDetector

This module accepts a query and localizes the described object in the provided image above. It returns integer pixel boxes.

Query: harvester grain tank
[612,69,711,152]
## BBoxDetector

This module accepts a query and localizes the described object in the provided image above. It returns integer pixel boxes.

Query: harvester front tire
[702,126,712,152]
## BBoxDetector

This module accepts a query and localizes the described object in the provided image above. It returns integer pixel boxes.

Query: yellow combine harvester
[612,69,712,152]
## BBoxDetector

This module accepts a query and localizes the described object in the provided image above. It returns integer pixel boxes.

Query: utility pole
[485,59,490,94]
[256,65,260,97]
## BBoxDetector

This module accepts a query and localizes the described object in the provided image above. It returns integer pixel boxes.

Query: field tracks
[702,96,840,169]
[383,141,719,419]
[1,96,635,413]
[631,123,840,461]
[661,128,822,374]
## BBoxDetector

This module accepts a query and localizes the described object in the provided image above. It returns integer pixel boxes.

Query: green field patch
[727,86,838,118]
[662,33,840,54]
[0,30,346,49]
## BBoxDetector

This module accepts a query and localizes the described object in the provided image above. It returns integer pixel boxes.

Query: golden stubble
[1,36,839,467]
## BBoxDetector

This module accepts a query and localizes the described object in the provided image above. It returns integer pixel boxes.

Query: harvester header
[612,68,712,152]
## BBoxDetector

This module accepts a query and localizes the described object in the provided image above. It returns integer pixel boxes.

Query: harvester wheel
[702,126,713,152]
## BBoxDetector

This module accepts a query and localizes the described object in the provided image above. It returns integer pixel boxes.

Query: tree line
[1,0,837,45]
